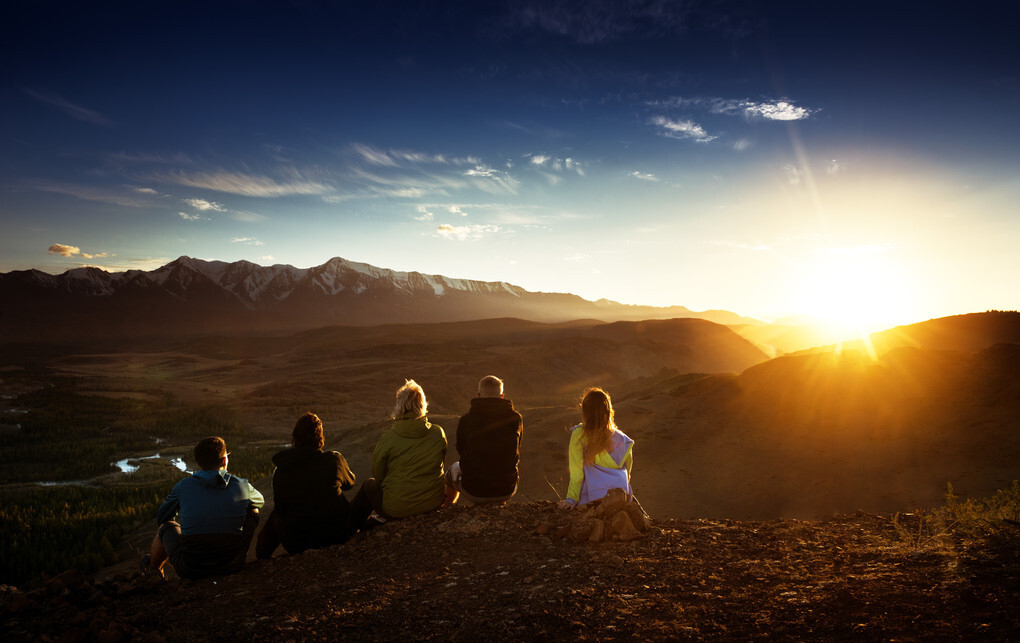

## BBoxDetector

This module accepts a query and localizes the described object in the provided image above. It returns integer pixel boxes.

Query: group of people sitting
[141,376,635,580]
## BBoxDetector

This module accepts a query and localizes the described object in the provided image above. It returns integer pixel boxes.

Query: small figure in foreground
[558,387,634,509]
[445,375,524,505]
[144,436,264,579]
[255,412,356,559]
[348,380,447,534]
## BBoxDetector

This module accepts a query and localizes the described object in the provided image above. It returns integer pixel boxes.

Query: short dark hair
[194,436,227,470]
[292,412,325,449]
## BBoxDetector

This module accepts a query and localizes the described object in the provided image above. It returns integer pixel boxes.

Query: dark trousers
[347,478,392,535]
[256,506,350,559]
[161,505,260,580]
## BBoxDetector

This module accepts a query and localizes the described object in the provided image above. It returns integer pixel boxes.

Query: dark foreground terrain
[3,502,1018,643]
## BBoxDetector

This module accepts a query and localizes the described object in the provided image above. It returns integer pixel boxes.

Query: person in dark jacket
[445,375,524,505]
[142,436,264,579]
[255,412,356,558]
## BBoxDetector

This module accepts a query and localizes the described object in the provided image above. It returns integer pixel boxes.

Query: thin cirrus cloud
[649,116,716,143]
[182,198,226,212]
[23,89,113,126]
[346,143,519,197]
[528,154,584,175]
[151,168,333,197]
[28,181,152,208]
[654,97,817,121]
[437,223,500,241]
[231,237,264,246]
[629,171,659,182]
[649,97,816,143]
[178,197,260,222]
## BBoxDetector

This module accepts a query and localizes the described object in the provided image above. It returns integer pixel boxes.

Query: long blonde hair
[579,387,615,466]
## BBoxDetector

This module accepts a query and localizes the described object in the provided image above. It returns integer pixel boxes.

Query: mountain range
[0,256,760,342]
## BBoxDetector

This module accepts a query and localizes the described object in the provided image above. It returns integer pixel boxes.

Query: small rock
[569,520,595,543]
[609,511,642,541]
[588,519,606,543]
[623,503,651,532]
[534,523,551,536]
[594,488,629,518]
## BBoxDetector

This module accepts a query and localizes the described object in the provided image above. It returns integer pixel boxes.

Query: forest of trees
[0,372,277,587]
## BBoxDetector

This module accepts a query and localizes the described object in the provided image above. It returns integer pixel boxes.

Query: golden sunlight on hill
[791,247,916,338]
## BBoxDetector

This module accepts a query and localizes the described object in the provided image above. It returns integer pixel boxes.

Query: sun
[794,249,914,340]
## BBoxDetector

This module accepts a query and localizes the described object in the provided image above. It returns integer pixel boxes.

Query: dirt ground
[3,502,1019,643]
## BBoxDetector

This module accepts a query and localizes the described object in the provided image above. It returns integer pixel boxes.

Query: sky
[2,0,1018,333]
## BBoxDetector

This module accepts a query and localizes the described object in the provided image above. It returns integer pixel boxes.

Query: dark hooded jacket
[271,446,356,552]
[456,397,523,498]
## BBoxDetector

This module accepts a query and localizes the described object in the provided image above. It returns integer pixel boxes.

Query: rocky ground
[3,501,1019,643]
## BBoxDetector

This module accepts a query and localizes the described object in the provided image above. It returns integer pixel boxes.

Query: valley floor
[3,502,1019,642]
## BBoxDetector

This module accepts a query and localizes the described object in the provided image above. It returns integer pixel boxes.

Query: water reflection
[114,454,189,474]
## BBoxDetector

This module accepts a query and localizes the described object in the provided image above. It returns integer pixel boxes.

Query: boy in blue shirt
[142,436,264,579]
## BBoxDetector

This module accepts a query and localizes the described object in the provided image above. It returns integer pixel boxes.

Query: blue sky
[2,1,1018,330]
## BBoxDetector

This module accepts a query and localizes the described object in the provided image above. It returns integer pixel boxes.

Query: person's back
[257,412,357,557]
[145,436,264,579]
[348,380,447,534]
[449,375,523,503]
[375,412,447,517]
[559,388,635,509]
[272,447,353,523]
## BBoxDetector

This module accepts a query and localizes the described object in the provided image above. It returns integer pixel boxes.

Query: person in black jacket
[255,412,356,558]
[445,375,524,505]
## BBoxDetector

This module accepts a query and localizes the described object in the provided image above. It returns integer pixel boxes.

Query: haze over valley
[3,253,1017,522]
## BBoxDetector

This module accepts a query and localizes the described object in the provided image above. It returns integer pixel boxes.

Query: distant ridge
[0,256,762,342]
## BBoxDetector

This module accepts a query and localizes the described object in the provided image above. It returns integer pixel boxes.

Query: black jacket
[456,397,523,498]
[271,446,356,551]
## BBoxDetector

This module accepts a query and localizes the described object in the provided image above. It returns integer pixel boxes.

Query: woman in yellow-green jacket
[348,380,447,534]
[558,387,634,508]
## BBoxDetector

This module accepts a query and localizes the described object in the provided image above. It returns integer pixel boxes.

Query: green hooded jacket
[373,413,447,518]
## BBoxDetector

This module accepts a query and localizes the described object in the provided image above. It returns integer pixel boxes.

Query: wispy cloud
[178,211,203,221]
[24,89,113,126]
[152,169,333,197]
[342,144,520,198]
[47,243,110,259]
[231,237,265,246]
[415,205,435,221]
[464,165,520,195]
[182,198,226,212]
[526,154,585,176]
[650,116,716,143]
[437,223,500,241]
[629,170,659,182]
[739,100,815,121]
[654,96,817,122]
[28,181,151,207]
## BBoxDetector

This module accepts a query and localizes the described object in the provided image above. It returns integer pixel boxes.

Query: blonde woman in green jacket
[348,380,447,534]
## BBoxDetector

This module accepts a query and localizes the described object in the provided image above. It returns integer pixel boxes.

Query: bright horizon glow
[1,4,1017,329]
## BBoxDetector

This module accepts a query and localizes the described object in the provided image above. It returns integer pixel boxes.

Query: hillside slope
[3,502,1018,642]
